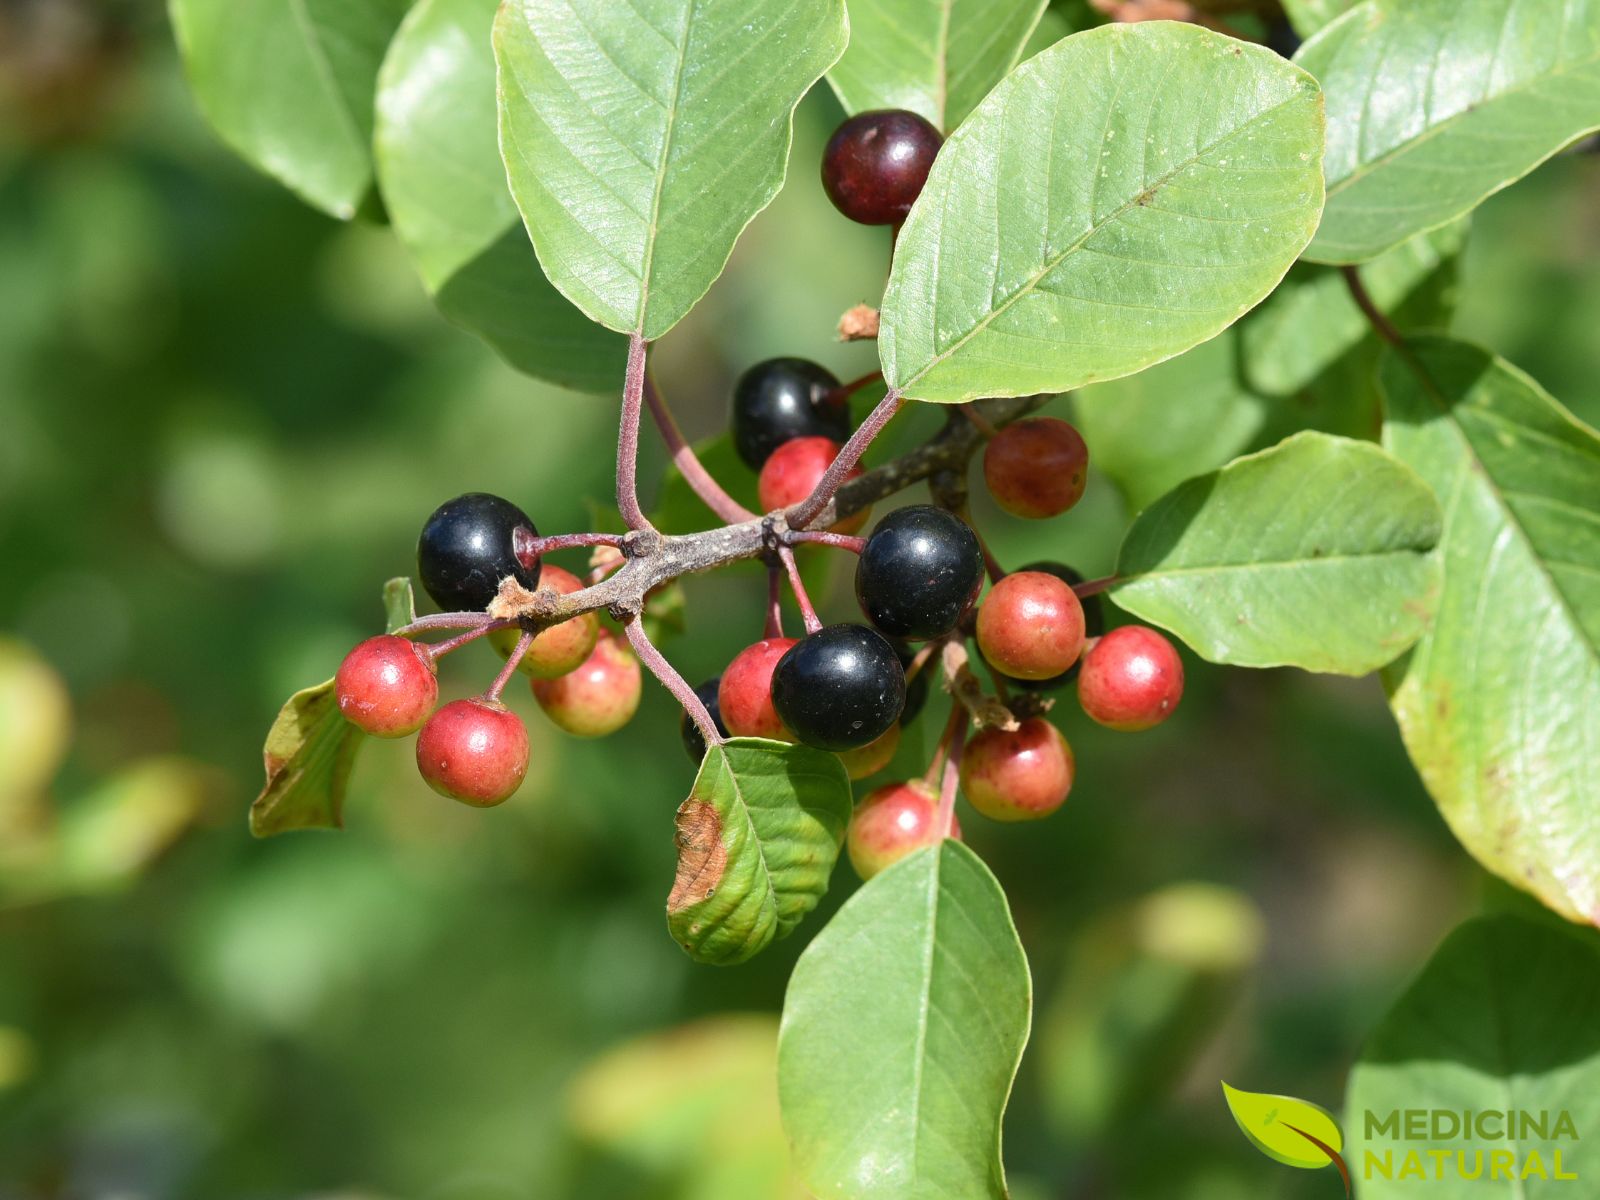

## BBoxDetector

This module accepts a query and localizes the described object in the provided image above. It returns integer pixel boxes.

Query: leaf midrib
[286,0,368,163]
[1115,547,1433,586]
[635,0,699,336]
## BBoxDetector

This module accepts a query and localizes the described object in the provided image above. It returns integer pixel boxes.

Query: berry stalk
[643,372,758,524]
[622,615,722,749]
[787,389,905,530]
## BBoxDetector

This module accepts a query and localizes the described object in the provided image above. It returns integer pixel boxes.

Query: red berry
[757,437,869,534]
[822,109,944,226]
[960,718,1074,822]
[983,417,1089,519]
[415,698,528,807]
[847,780,958,880]
[975,571,1086,681]
[718,638,799,740]
[836,721,901,781]
[335,635,438,737]
[487,565,599,680]
[532,631,641,738]
[1078,626,1184,731]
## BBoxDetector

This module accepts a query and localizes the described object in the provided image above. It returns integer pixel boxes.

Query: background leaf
[1282,0,1359,38]
[1299,0,1600,264]
[169,0,411,219]
[878,21,1324,404]
[1379,337,1600,927]
[1347,915,1600,1197]
[374,0,627,392]
[1110,432,1443,675]
[494,0,848,340]
[825,0,1048,132]
[382,577,416,633]
[779,840,1031,1200]
[250,679,364,837]
[667,739,852,966]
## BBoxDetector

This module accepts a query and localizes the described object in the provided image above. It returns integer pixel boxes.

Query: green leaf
[1282,0,1359,38]
[878,22,1325,404]
[250,678,364,837]
[382,577,416,634]
[667,738,852,965]
[1378,337,1600,927]
[1347,914,1600,1197]
[779,840,1031,1200]
[1299,0,1600,265]
[1222,1083,1345,1171]
[494,0,848,340]
[826,0,1048,132]
[169,0,411,219]
[374,0,627,391]
[1111,432,1443,675]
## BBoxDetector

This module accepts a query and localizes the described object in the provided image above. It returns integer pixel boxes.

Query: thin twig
[779,545,822,634]
[1073,574,1118,600]
[923,701,965,786]
[935,717,968,838]
[828,369,884,404]
[524,531,628,557]
[618,333,655,531]
[787,389,905,530]
[787,530,866,553]
[960,404,999,438]
[643,371,757,524]
[622,615,721,748]
[1342,266,1405,348]
[425,621,515,661]
[766,564,785,639]
[482,631,531,702]
[396,612,498,636]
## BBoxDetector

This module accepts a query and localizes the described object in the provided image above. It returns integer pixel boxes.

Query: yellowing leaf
[1222,1082,1343,1170]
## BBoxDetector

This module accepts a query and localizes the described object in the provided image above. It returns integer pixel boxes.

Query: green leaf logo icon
[1223,1082,1349,1193]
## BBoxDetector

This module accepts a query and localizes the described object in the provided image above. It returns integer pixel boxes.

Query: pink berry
[983,417,1089,519]
[335,634,438,737]
[976,571,1086,681]
[531,630,641,738]
[415,698,528,807]
[960,718,1075,822]
[847,780,959,880]
[487,565,600,679]
[1078,626,1184,731]
[718,638,799,740]
[757,437,869,534]
[836,722,901,781]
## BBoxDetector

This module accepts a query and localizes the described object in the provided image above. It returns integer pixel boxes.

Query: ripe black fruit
[772,625,905,752]
[855,505,983,640]
[681,676,731,764]
[821,109,943,226]
[1007,562,1105,690]
[731,358,850,469]
[417,493,541,613]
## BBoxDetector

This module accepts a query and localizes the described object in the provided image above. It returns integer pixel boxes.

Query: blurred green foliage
[1,3,1597,1196]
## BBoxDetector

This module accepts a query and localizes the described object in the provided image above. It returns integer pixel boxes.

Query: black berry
[772,624,905,752]
[1005,562,1105,690]
[821,109,943,226]
[417,492,541,613]
[731,358,850,469]
[681,676,731,764]
[855,505,983,640]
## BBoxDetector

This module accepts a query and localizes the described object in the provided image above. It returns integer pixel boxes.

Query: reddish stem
[788,389,905,530]
[623,615,721,749]
[779,545,823,634]
[397,612,498,636]
[828,369,884,405]
[618,334,655,532]
[522,530,628,559]
[961,404,999,438]
[766,564,785,639]
[923,702,964,787]
[1073,575,1118,600]
[1342,266,1405,348]
[642,372,757,524]
[424,621,514,661]
[787,530,866,553]
[482,631,531,702]
[935,717,967,838]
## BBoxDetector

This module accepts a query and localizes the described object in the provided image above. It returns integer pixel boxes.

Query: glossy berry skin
[487,565,599,680]
[757,437,868,534]
[532,631,641,738]
[415,698,528,807]
[1078,625,1184,731]
[836,721,901,781]
[976,570,1086,681]
[718,638,799,740]
[681,676,731,764]
[847,780,958,880]
[822,109,943,226]
[417,493,541,613]
[961,718,1075,822]
[983,417,1089,519]
[335,635,438,737]
[855,505,984,640]
[1006,562,1104,690]
[731,358,850,469]
[771,624,905,752]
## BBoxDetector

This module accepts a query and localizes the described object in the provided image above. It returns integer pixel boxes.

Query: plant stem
[482,631,531,702]
[642,371,757,524]
[766,565,785,638]
[523,531,628,557]
[779,545,823,634]
[618,333,655,532]
[1073,574,1118,600]
[623,615,720,748]
[1342,266,1405,348]
[935,716,968,838]
[828,369,884,405]
[787,388,905,530]
[397,612,498,635]
[923,701,965,786]
[787,530,866,553]
[960,404,999,438]
[425,621,514,661]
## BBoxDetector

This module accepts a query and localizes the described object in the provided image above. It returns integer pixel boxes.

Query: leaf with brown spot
[667,739,852,966]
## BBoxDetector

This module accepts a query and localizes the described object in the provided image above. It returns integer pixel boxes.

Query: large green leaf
[1282,0,1359,38]
[1299,0,1600,265]
[878,21,1325,404]
[494,0,848,340]
[668,739,852,966]
[1110,432,1443,675]
[250,678,364,837]
[1347,915,1600,1197]
[1378,338,1600,927]
[826,0,1048,132]
[779,840,1031,1200]
[374,0,626,392]
[170,0,411,219]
